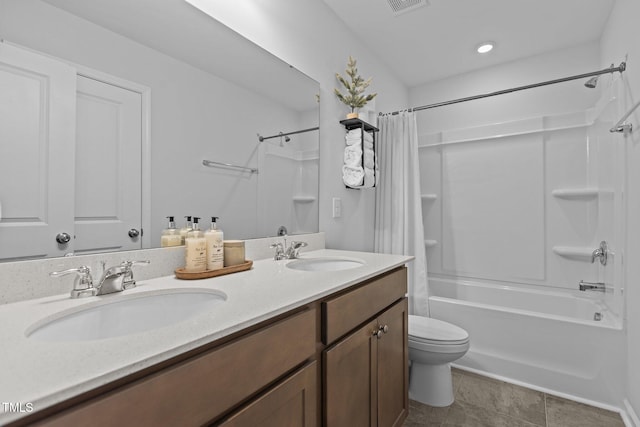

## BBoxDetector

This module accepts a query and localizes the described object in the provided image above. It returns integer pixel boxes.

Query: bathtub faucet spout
[579,280,606,292]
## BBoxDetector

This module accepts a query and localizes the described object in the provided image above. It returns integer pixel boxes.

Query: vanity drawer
[322,267,407,344]
[36,308,316,427]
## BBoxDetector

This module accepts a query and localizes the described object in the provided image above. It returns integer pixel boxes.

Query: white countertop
[0,249,411,424]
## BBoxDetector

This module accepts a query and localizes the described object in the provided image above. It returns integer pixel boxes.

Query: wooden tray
[175,260,253,280]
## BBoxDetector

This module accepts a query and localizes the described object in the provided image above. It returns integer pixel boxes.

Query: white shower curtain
[374,111,429,316]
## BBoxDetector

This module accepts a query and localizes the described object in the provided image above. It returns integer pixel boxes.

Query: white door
[73,75,142,254]
[0,42,76,260]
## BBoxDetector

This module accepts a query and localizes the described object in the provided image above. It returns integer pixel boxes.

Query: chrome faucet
[270,239,308,260]
[50,265,97,298]
[96,260,150,295]
[51,260,150,298]
[579,280,606,292]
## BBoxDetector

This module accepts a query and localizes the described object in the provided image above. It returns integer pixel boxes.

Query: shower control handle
[591,241,608,266]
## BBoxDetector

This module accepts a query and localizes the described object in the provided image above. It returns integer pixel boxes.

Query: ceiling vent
[386,0,429,16]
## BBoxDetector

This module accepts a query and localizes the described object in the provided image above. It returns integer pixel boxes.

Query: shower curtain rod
[257,126,320,142]
[384,62,627,115]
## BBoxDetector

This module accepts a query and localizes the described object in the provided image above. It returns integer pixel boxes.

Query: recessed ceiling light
[476,42,495,54]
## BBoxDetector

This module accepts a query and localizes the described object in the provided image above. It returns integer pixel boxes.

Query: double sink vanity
[0,248,412,426]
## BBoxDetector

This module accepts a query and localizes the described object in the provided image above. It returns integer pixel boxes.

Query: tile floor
[403,369,625,427]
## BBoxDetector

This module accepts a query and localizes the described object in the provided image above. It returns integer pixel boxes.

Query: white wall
[601,0,640,422]
[188,0,410,251]
[0,0,312,245]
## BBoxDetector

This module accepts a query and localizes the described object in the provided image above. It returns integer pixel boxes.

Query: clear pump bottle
[161,216,182,247]
[180,216,193,245]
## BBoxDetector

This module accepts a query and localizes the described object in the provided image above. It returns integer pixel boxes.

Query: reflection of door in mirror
[0,42,75,260]
[0,43,143,260]
[74,75,142,255]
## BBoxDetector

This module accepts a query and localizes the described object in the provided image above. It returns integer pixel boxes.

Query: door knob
[128,228,140,238]
[56,232,71,244]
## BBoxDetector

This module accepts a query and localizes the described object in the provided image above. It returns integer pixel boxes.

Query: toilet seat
[408,315,469,346]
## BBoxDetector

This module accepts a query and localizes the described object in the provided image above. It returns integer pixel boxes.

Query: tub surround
[0,245,411,425]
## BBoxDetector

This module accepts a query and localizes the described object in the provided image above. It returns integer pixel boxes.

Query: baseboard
[622,399,640,427]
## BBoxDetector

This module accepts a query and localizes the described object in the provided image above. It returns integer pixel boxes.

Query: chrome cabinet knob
[380,324,389,334]
[373,329,383,339]
[128,228,140,238]
[55,232,71,244]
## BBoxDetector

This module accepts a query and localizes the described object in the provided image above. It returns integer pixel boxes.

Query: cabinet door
[324,318,378,427]
[0,42,76,260]
[377,299,408,427]
[219,361,317,427]
[73,75,142,254]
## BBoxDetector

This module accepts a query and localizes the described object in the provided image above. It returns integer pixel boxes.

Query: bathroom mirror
[0,0,319,261]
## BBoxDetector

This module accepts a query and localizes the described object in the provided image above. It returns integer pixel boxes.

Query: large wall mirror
[0,0,320,262]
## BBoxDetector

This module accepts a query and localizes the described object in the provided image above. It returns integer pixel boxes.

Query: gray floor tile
[545,395,624,427]
[443,400,543,427]
[403,370,626,427]
[454,371,546,426]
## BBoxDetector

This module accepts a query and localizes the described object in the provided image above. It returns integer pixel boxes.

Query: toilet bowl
[408,315,470,407]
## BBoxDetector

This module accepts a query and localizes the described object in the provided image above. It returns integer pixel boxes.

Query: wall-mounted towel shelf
[202,160,258,174]
[341,118,379,190]
[421,194,438,201]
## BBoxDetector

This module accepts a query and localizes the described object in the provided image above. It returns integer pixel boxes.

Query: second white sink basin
[26,288,227,342]
[286,257,364,272]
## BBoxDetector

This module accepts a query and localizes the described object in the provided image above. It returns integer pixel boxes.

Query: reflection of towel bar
[202,160,258,174]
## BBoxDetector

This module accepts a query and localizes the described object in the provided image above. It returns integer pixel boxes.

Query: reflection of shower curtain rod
[384,62,627,116]
[257,126,320,142]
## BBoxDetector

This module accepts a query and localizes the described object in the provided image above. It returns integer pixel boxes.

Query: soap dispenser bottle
[184,217,207,272]
[161,216,182,247]
[205,216,224,271]
[180,216,193,245]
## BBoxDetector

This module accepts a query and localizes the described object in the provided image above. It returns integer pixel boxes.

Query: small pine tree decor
[334,56,377,118]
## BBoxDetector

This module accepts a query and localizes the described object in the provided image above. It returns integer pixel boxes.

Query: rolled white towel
[364,167,375,188]
[345,135,361,146]
[346,128,373,143]
[344,144,362,167]
[343,165,364,187]
[363,139,374,150]
[363,147,375,169]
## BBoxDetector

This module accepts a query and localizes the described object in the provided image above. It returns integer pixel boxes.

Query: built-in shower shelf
[292,195,316,203]
[421,194,438,201]
[551,188,598,200]
[424,239,438,248]
[552,246,593,261]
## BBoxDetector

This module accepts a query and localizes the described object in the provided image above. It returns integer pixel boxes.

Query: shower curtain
[374,111,429,316]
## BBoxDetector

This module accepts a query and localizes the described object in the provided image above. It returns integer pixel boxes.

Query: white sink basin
[26,289,227,342]
[286,257,364,272]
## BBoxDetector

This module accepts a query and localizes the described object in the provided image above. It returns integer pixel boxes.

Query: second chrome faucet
[270,239,308,260]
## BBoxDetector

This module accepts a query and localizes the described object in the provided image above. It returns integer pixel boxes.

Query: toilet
[408,315,470,407]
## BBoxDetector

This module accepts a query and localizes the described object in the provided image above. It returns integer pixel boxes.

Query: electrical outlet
[332,197,342,218]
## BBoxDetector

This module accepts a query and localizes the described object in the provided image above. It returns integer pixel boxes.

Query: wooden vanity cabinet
[17,266,408,427]
[323,267,409,427]
[29,308,318,427]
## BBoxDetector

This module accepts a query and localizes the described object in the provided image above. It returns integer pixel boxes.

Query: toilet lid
[408,315,469,344]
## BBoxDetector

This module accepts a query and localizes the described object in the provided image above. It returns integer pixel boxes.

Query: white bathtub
[428,276,626,408]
